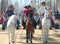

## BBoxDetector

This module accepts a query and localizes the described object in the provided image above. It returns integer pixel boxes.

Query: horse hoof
[9,43,10,44]
[44,43,46,44]
[30,41,32,43]
[44,41,47,44]
[46,41,48,43]
[26,41,28,43]
[12,41,14,43]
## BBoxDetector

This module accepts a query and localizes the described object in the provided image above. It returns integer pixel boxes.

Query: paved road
[0,24,60,44]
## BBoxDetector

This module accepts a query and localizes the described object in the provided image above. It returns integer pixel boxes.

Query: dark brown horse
[26,15,34,43]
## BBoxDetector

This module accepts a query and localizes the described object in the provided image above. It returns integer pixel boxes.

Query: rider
[38,1,50,19]
[5,5,20,29]
[5,5,15,18]
[38,1,49,29]
[22,6,28,29]
[27,5,36,29]
[2,5,15,30]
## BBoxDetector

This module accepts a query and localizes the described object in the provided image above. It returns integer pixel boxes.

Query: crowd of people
[1,1,60,30]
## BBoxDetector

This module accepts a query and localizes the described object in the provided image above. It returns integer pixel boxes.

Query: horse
[41,9,51,44]
[7,15,19,44]
[26,14,34,43]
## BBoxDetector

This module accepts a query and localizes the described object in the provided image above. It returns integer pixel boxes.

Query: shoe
[16,27,19,30]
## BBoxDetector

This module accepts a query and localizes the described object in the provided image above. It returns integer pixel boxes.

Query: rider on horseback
[26,5,35,43]
[38,2,51,44]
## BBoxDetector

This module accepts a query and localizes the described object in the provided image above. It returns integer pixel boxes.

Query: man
[2,5,15,30]
[22,6,28,29]
[5,5,14,19]
[38,2,48,29]
[38,2,50,44]
[2,9,7,30]
[27,5,37,29]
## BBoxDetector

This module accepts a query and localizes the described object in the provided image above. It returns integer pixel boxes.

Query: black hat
[28,5,31,8]
[24,6,28,8]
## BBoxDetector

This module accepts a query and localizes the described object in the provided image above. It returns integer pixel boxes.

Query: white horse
[7,15,19,44]
[42,9,51,44]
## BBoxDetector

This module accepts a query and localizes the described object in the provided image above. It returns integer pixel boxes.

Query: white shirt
[38,6,49,16]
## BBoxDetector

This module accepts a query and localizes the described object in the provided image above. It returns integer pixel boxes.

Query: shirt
[6,10,14,17]
[38,6,49,16]
[38,6,50,20]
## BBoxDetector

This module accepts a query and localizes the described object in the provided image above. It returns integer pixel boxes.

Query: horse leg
[30,33,32,43]
[26,32,29,43]
[39,20,42,29]
[42,28,47,44]
[8,30,11,44]
[11,28,15,43]
[46,28,49,43]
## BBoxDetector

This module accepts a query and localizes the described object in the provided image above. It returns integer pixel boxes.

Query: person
[5,5,15,18]
[2,9,7,30]
[22,6,28,29]
[24,6,28,18]
[4,5,15,29]
[38,2,50,44]
[27,5,37,29]
[38,2,47,29]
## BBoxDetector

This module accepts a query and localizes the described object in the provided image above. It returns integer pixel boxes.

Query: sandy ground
[0,24,60,44]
